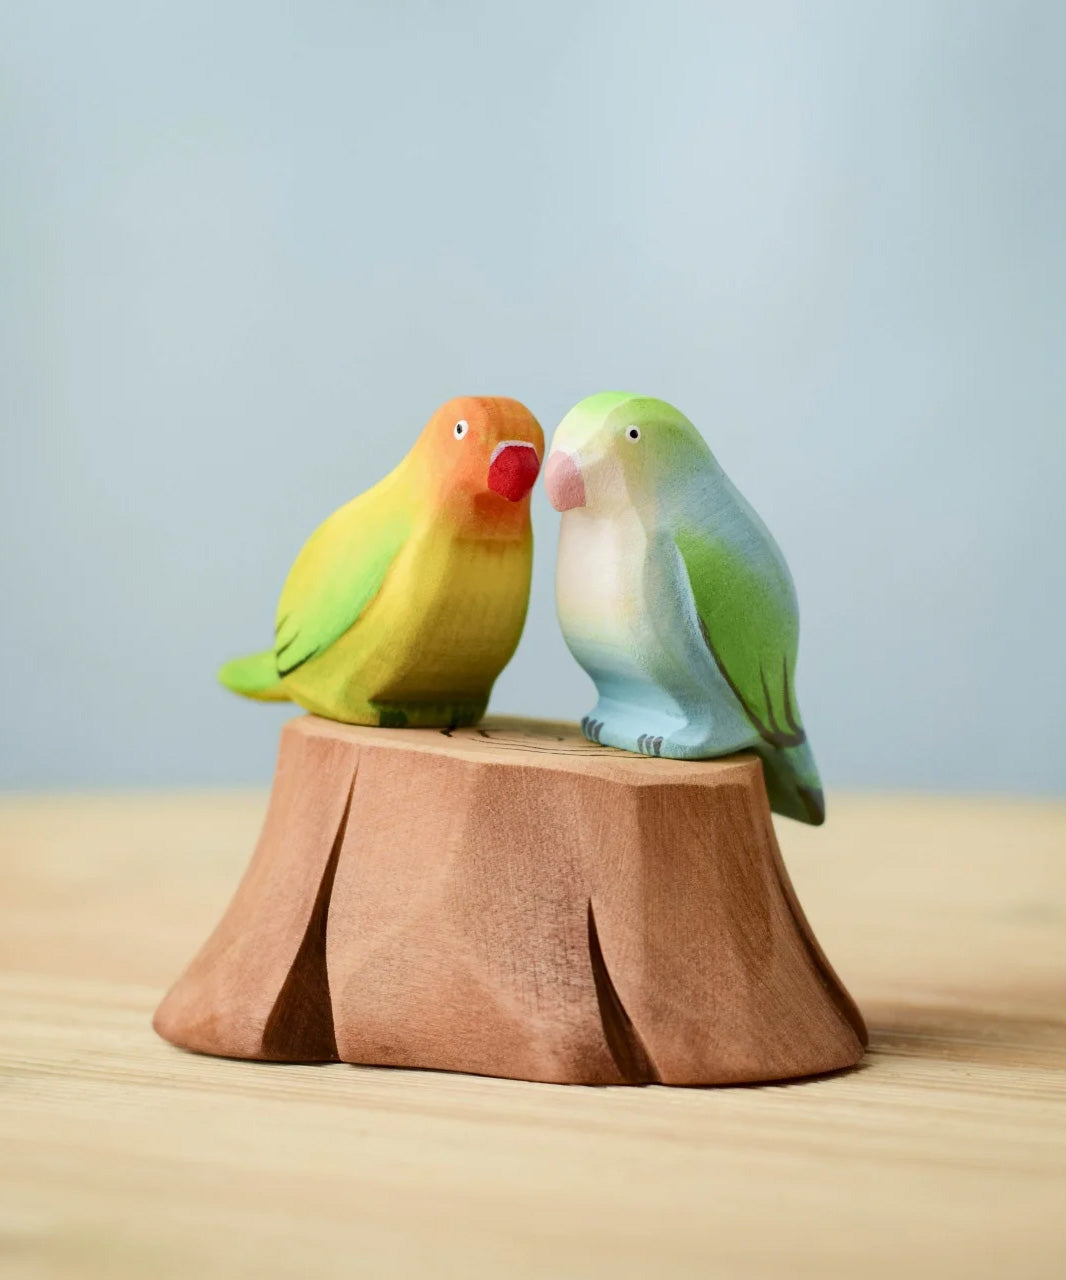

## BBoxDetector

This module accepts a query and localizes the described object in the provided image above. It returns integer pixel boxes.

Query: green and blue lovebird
[544,392,824,824]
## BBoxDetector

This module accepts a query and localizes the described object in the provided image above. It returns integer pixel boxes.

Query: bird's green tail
[758,739,825,826]
[218,650,290,702]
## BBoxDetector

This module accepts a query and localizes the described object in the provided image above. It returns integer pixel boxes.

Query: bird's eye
[454,420,468,439]
[626,426,640,441]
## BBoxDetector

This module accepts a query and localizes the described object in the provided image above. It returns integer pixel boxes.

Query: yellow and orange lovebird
[219,396,544,728]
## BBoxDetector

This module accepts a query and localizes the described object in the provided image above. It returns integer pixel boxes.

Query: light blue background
[3,1,1063,794]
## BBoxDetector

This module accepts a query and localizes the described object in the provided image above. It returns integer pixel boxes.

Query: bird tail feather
[218,650,290,702]
[758,739,825,826]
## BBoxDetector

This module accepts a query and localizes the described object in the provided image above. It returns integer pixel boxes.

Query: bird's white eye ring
[454,420,469,439]
[626,425,640,441]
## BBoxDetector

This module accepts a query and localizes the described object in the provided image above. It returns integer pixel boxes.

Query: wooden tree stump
[154,716,867,1085]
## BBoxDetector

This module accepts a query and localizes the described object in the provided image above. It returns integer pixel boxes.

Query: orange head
[414,396,544,531]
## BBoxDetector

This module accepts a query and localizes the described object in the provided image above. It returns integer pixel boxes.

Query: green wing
[273,486,410,678]
[674,527,806,749]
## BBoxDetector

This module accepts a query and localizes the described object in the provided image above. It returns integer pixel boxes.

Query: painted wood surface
[219,396,543,727]
[153,716,864,1084]
[546,392,823,825]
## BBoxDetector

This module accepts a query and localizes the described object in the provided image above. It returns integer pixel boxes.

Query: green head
[545,392,713,515]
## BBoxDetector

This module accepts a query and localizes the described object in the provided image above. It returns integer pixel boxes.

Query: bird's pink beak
[544,451,586,511]
[487,441,541,502]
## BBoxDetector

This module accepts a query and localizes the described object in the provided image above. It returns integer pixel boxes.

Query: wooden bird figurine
[220,396,543,728]
[544,392,824,824]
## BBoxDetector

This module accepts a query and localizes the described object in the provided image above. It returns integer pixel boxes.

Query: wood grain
[152,725,357,1060]
[1,778,1065,1278]
[153,716,865,1084]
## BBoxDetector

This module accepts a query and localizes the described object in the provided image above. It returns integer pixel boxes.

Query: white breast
[555,508,650,659]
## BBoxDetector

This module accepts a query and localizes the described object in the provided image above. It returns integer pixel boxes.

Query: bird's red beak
[487,441,541,502]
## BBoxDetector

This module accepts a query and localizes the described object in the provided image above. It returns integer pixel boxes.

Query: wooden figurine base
[154,716,867,1085]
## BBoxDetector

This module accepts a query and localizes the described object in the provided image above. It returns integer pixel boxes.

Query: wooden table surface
[1,788,1064,1279]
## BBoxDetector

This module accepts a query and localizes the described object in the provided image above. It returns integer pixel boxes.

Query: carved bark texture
[154,715,867,1085]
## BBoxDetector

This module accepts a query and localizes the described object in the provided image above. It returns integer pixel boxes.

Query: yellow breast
[286,523,533,726]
